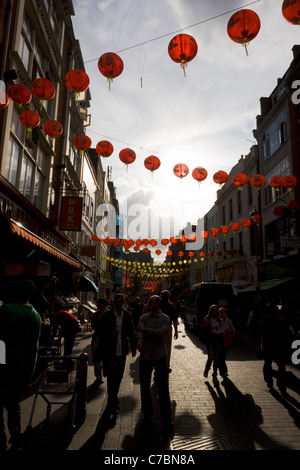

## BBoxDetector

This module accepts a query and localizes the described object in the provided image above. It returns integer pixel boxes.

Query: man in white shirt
[137,295,174,437]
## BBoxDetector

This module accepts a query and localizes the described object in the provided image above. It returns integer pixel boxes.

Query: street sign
[281,235,300,248]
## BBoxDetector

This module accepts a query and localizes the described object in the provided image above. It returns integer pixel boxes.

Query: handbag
[222,330,235,347]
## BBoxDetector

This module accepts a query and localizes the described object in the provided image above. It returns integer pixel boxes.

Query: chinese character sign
[60,197,83,231]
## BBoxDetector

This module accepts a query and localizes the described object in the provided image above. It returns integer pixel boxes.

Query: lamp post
[250,208,263,315]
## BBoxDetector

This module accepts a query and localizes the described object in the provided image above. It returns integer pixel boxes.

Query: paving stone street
[10,318,300,455]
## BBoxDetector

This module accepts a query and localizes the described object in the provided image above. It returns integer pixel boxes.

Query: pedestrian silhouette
[261,303,290,394]
[0,280,41,450]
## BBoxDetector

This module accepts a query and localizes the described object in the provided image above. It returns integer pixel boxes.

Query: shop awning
[77,275,99,292]
[238,277,295,293]
[10,220,82,270]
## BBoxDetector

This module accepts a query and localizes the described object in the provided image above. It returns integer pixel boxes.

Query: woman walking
[219,307,235,378]
[201,305,222,385]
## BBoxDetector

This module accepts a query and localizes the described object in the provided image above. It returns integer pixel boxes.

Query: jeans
[218,343,228,376]
[103,355,127,410]
[0,373,26,450]
[139,358,172,425]
[263,353,287,389]
[204,337,221,376]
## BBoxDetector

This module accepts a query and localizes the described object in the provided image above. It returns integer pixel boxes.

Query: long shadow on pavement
[205,378,291,450]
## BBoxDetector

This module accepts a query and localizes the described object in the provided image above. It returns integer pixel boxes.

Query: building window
[222,206,225,224]
[5,137,20,186]
[247,181,253,206]
[5,135,47,209]
[229,199,233,220]
[237,190,242,215]
[238,231,243,255]
[263,108,288,160]
[263,156,290,206]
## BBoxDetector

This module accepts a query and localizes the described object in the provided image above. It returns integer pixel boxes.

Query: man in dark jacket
[93,293,136,415]
[261,303,290,393]
[0,280,41,450]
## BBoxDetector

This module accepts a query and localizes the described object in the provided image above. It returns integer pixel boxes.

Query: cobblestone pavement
[4,319,300,453]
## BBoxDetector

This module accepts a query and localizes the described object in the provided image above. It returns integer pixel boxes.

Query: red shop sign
[60,197,83,231]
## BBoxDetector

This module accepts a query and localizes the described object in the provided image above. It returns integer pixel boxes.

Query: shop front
[0,177,85,319]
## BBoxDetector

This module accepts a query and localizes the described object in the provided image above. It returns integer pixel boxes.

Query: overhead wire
[85,0,264,170]
[84,0,264,63]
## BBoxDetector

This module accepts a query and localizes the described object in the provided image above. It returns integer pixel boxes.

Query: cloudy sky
[72,0,298,243]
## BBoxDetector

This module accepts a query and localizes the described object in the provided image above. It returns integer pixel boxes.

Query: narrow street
[13,318,300,452]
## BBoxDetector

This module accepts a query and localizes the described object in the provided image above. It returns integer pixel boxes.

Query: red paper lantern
[144,156,161,173]
[241,218,252,230]
[208,251,214,258]
[269,175,284,193]
[213,170,228,186]
[8,84,32,107]
[220,225,230,236]
[251,212,263,225]
[73,134,92,157]
[200,230,209,239]
[180,235,187,243]
[170,237,178,244]
[227,9,261,55]
[188,251,194,257]
[142,239,150,246]
[167,250,173,256]
[20,110,40,136]
[199,252,205,258]
[43,120,63,146]
[283,175,297,193]
[273,206,285,217]
[65,69,90,102]
[134,246,140,252]
[161,238,169,245]
[155,249,161,256]
[230,222,240,233]
[98,53,124,90]
[119,148,136,170]
[143,247,149,253]
[0,91,9,109]
[192,166,208,186]
[31,78,55,109]
[211,228,220,237]
[178,251,184,257]
[135,239,143,246]
[173,163,189,179]
[217,250,224,257]
[149,239,157,246]
[168,34,198,76]
[96,140,114,157]
[282,0,300,24]
[232,173,248,190]
[250,174,265,193]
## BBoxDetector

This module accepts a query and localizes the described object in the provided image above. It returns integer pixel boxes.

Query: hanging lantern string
[83,0,263,64]
[87,128,233,172]
[139,46,145,88]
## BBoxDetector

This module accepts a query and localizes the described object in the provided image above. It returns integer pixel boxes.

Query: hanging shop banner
[60,197,83,231]
[80,245,96,257]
